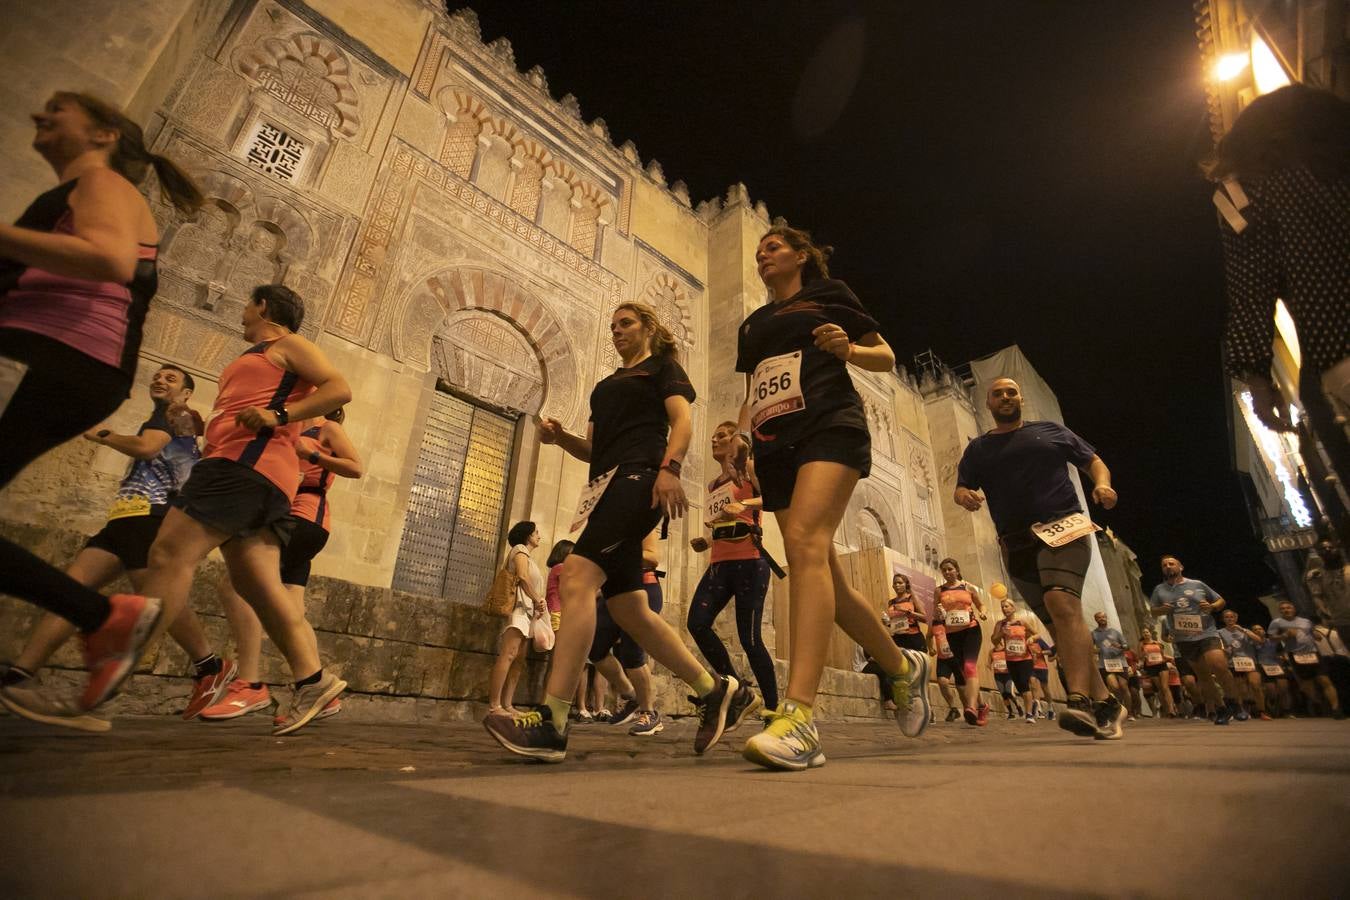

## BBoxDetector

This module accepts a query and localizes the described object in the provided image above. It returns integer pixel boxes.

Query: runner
[130,284,351,735]
[990,598,1040,723]
[1029,635,1056,719]
[1268,600,1344,719]
[686,420,778,716]
[0,91,204,709]
[883,572,928,654]
[1090,612,1131,713]
[954,378,1125,739]
[1137,626,1176,718]
[0,366,234,729]
[935,558,988,726]
[727,226,928,770]
[990,647,1016,717]
[1218,610,1270,720]
[1251,624,1293,717]
[202,407,362,722]
[928,619,964,722]
[1123,648,1143,720]
[484,301,739,762]
[1148,555,1247,725]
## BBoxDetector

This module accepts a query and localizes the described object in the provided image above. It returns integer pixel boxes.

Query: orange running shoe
[80,594,163,710]
[200,679,272,720]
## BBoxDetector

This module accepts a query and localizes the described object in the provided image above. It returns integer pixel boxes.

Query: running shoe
[80,593,164,710]
[1058,694,1099,738]
[575,710,595,725]
[315,697,341,720]
[944,707,961,723]
[690,675,738,755]
[1214,704,1232,726]
[976,704,989,727]
[889,648,930,738]
[963,707,978,726]
[1093,696,1128,740]
[595,708,612,724]
[483,707,567,762]
[1233,705,1250,722]
[0,684,111,733]
[726,683,762,732]
[1258,712,1273,721]
[273,672,347,736]
[200,680,272,721]
[182,659,238,720]
[1005,708,1016,720]
[742,700,825,771]
[1025,714,1036,724]
[1046,707,1056,720]
[628,709,663,736]
[609,697,640,727]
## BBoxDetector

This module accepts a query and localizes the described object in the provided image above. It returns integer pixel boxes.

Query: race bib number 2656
[749,351,804,429]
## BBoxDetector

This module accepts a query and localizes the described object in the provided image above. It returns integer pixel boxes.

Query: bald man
[954,377,1124,741]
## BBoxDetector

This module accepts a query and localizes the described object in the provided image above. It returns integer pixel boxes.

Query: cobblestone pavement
[1,711,1347,897]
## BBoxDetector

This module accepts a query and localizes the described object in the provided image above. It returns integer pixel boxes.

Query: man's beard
[991,406,1020,424]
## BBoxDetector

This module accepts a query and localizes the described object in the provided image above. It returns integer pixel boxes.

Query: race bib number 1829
[749,351,804,429]
[705,482,738,525]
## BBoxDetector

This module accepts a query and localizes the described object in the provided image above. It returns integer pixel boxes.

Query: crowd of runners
[0,90,1345,772]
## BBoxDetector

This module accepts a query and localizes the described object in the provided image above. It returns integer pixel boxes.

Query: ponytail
[616,300,679,361]
[56,91,203,214]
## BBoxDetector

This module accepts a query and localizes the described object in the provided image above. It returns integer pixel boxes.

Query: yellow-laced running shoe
[742,700,826,771]
[889,648,932,738]
[483,707,568,762]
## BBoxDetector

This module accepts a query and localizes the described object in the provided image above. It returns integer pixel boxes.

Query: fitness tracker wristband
[308,451,321,465]
[661,459,682,477]
[274,407,290,426]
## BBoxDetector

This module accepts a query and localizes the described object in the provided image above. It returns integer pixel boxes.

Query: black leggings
[687,557,778,710]
[0,330,129,631]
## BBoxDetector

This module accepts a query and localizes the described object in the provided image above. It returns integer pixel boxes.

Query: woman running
[484,301,738,762]
[728,226,928,770]
[134,283,352,735]
[0,91,203,709]
[990,647,1018,718]
[1030,636,1055,719]
[485,522,545,717]
[884,572,928,654]
[202,407,362,722]
[1219,610,1269,720]
[991,598,1040,723]
[686,420,778,715]
[929,619,963,722]
[935,557,988,726]
[1137,627,1175,718]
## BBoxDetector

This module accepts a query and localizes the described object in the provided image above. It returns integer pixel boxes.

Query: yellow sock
[787,699,814,723]
[690,671,717,697]
[544,694,571,733]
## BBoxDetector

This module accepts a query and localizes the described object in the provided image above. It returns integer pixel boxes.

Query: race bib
[1173,613,1204,636]
[749,351,804,429]
[1030,512,1100,548]
[1293,652,1319,665]
[1232,656,1256,672]
[107,495,153,521]
[1103,657,1125,673]
[937,638,953,659]
[705,482,738,525]
[993,657,1008,673]
[1005,639,1026,657]
[570,467,618,533]
[1262,663,1284,677]
[0,354,29,419]
[945,608,971,628]
[1146,650,1164,665]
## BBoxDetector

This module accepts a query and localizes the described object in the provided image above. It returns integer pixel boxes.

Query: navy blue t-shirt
[956,421,1097,536]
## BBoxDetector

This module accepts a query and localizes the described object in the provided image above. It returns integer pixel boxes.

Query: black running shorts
[589,579,663,668]
[84,514,164,571]
[279,517,330,586]
[754,426,871,512]
[1175,636,1222,663]
[172,458,295,545]
[572,466,663,600]
[1001,531,1092,624]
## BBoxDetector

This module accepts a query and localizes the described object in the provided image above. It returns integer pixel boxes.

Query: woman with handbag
[486,521,545,716]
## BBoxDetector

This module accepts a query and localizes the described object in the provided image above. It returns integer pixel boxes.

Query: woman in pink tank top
[0,91,201,712]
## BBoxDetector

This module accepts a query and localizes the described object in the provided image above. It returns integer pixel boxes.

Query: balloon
[990,582,1008,600]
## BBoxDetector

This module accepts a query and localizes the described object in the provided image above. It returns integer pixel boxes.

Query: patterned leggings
[687,557,778,710]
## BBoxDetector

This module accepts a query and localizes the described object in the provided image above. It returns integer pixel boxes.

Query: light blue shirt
[1150,578,1221,643]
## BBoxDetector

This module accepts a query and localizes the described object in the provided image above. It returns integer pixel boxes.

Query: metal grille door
[392,391,515,604]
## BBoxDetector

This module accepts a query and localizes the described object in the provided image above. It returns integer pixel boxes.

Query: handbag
[484,561,520,617]
[531,613,556,652]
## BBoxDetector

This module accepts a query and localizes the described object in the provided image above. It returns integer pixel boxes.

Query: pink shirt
[546,564,564,613]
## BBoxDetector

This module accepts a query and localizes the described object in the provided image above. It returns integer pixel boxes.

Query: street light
[1214,51,1250,82]
[1250,33,1291,95]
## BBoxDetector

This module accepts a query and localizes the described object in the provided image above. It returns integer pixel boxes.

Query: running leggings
[0,330,128,632]
[687,557,778,710]
[945,624,982,681]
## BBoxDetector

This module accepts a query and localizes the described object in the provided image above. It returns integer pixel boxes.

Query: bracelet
[96,429,111,440]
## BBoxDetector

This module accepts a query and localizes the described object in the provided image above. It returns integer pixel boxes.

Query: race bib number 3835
[749,351,804,429]
[1030,512,1100,548]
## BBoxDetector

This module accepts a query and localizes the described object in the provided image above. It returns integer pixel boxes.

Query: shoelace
[514,710,545,728]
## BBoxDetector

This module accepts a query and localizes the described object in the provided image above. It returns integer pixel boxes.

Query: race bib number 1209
[749,351,804,429]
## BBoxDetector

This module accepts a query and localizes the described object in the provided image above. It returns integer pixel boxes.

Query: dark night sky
[464,2,1274,619]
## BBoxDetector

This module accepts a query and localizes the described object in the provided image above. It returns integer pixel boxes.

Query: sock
[691,671,717,697]
[192,654,222,677]
[2,664,34,686]
[294,669,322,689]
[249,682,263,690]
[544,694,571,732]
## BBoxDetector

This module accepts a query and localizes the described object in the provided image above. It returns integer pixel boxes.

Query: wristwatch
[661,459,682,477]
[308,451,321,465]
[274,407,290,426]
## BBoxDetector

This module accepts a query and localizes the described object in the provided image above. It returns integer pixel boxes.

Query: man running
[0,365,235,729]
[1149,555,1247,725]
[954,377,1126,739]
[1268,599,1343,719]
[1219,609,1269,720]
[1090,612,1131,712]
